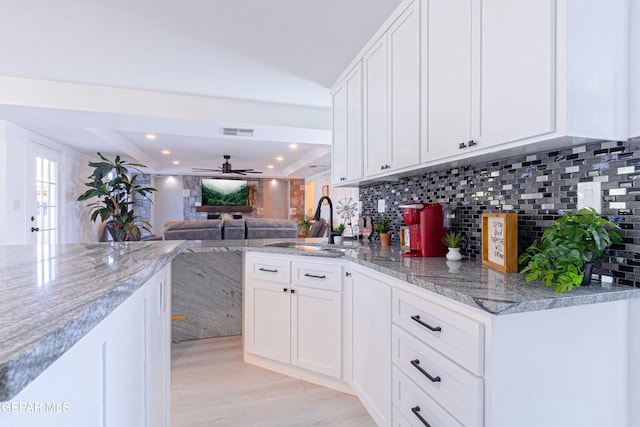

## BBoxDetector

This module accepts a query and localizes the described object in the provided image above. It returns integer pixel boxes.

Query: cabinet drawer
[393,287,484,375]
[392,367,462,427]
[392,326,483,426]
[292,261,342,291]
[246,255,291,284]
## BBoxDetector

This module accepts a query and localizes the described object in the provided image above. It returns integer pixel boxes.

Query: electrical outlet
[577,182,601,213]
[377,199,386,213]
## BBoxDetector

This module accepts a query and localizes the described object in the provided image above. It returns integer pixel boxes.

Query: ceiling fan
[192,155,263,175]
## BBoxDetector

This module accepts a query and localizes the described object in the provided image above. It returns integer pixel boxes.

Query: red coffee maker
[400,203,447,257]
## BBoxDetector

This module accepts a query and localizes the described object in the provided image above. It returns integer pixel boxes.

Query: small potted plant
[375,218,393,246]
[442,231,465,261]
[297,214,312,237]
[333,223,346,245]
[519,208,622,292]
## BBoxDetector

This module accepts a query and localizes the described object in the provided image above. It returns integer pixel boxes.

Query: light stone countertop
[235,239,640,316]
[3,238,639,401]
[0,241,184,401]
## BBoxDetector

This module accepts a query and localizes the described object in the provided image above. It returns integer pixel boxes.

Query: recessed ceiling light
[145,134,156,140]
[172,160,180,165]
[267,164,274,169]
[161,149,170,155]
[289,143,298,149]
[275,156,284,162]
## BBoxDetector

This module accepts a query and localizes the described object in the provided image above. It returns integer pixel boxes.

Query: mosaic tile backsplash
[359,137,640,287]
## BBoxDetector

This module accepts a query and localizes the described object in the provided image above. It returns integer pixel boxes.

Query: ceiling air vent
[221,127,255,137]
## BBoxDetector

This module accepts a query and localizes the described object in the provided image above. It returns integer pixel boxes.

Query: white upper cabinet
[334,0,633,182]
[364,36,390,177]
[478,0,556,147]
[422,0,477,161]
[364,0,420,178]
[388,1,421,171]
[332,63,363,185]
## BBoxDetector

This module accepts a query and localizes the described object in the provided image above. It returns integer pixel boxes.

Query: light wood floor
[171,336,375,427]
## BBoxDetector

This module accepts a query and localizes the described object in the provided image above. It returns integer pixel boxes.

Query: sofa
[164,220,222,240]
[245,218,298,239]
[163,218,298,240]
[223,219,246,239]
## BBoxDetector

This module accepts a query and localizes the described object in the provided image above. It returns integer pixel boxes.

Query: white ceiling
[0,0,402,177]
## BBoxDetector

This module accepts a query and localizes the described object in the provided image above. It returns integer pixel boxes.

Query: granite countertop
[3,238,639,401]
[0,241,183,401]
[230,239,640,316]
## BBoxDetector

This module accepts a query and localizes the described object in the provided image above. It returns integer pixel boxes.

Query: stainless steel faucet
[313,196,335,244]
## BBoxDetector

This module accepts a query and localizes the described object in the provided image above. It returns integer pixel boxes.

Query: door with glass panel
[28,143,60,248]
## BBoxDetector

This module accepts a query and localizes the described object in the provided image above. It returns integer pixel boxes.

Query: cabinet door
[351,269,392,426]
[146,269,171,427]
[389,0,420,170]
[423,0,477,161]
[290,287,342,378]
[332,64,363,185]
[346,65,363,181]
[332,83,348,184]
[245,281,291,364]
[364,36,390,177]
[479,0,556,146]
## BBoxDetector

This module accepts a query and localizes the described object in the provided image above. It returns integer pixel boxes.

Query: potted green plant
[518,208,622,292]
[333,223,346,245]
[442,231,465,261]
[376,218,393,246]
[297,214,313,237]
[77,153,156,242]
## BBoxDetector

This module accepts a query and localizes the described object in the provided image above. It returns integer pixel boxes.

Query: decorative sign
[482,213,518,272]
[400,226,410,249]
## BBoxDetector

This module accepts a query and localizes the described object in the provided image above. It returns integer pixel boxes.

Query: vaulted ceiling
[0,0,402,177]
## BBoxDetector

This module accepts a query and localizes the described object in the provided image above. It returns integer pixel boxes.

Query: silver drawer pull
[259,267,278,273]
[411,406,432,427]
[304,273,326,279]
[411,315,442,332]
[410,359,441,383]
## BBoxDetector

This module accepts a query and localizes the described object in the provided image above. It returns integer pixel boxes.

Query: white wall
[0,121,96,244]
[152,176,185,234]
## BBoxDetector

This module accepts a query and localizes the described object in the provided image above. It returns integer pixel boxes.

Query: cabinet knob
[290,289,296,294]
[283,288,288,292]
[380,165,384,170]
[468,140,477,147]
[459,142,467,149]
[345,272,352,277]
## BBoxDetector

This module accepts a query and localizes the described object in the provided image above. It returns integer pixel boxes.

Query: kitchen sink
[264,242,349,254]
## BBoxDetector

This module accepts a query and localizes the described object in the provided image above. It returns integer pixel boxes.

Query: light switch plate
[377,199,386,213]
[577,182,601,213]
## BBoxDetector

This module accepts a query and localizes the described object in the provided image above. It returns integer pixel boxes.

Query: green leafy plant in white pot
[518,208,621,292]
[442,231,465,261]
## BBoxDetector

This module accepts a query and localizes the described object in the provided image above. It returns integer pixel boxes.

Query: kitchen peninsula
[0,241,182,426]
[2,239,639,426]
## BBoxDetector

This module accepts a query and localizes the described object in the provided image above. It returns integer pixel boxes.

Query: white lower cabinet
[244,254,344,383]
[245,256,638,426]
[1,265,172,427]
[350,267,392,426]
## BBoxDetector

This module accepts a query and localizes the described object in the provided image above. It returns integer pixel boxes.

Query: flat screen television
[202,179,249,206]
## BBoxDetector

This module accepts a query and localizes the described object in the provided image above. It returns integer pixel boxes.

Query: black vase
[581,262,594,286]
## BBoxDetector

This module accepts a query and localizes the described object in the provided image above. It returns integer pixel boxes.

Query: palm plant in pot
[77,153,156,242]
[376,218,393,246]
[518,208,621,292]
[442,231,465,261]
